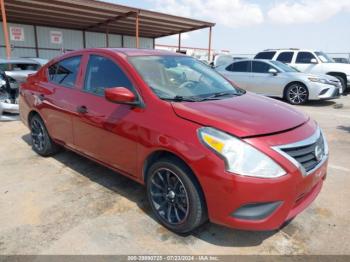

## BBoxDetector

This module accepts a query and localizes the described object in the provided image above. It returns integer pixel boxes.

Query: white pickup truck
[255,49,350,93]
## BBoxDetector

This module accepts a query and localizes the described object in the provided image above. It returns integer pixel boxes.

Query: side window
[84,55,134,96]
[296,52,316,64]
[252,61,274,73]
[276,52,294,63]
[227,61,250,72]
[254,52,276,60]
[48,56,81,88]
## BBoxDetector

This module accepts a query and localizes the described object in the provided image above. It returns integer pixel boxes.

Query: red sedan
[19,48,328,233]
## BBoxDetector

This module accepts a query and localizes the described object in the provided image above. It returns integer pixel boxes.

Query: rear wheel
[30,114,60,156]
[146,158,206,234]
[285,83,308,105]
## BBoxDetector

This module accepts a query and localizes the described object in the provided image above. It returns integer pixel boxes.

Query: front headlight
[308,77,329,84]
[198,127,286,178]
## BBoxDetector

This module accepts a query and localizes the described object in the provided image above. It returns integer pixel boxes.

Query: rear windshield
[0,63,41,71]
[254,51,276,60]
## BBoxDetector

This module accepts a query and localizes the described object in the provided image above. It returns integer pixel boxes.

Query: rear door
[72,53,141,176]
[36,55,83,147]
[219,61,252,90]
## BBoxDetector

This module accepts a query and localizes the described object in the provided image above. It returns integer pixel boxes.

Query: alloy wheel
[31,118,46,151]
[288,84,308,104]
[149,168,190,225]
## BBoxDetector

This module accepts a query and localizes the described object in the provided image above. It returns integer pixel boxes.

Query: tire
[146,157,207,234]
[285,83,309,105]
[333,75,347,94]
[29,114,60,156]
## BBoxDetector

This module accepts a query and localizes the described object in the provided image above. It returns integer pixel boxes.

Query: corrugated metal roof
[3,0,215,38]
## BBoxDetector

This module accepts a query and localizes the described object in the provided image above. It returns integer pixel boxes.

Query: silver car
[216,59,341,104]
[0,58,41,83]
[0,58,42,117]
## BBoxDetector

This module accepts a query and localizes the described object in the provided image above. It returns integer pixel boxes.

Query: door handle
[77,105,88,114]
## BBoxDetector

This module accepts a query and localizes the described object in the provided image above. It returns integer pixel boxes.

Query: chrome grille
[273,128,328,176]
[281,135,325,172]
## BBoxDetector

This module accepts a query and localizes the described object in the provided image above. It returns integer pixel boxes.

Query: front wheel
[285,83,309,105]
[146,158,207,234]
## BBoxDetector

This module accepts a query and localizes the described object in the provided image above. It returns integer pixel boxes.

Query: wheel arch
[28,110,41,124]
[326,72,347,84]
[142,149,207,210]
[283,81,309,99]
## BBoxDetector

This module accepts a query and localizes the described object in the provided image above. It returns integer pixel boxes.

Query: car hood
[326,62,350,73]
[171,93,309,138]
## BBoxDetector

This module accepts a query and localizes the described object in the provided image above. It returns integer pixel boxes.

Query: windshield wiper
[161,95,203,102]
[200,91,240,101]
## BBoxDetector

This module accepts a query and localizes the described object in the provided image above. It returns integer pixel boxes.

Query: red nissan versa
[19,48,328,234]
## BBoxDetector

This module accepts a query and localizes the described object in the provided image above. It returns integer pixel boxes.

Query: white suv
[255,49,350,93]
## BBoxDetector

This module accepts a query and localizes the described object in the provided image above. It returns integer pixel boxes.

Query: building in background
[0,0,214,60]
[156,44,230,63]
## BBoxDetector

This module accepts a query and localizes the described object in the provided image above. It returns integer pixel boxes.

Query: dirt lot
[0,96,349,255]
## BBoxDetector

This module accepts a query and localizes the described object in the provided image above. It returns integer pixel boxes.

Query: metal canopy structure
[0,0,215,59]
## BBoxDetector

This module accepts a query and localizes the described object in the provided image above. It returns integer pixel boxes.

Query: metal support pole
[82,30,86,48]
[136,11,139,48]
[34,25,39,57]
[106,27,109,47]
[0,0,11,59]
[178,33,181,52]
[208,26,212,62]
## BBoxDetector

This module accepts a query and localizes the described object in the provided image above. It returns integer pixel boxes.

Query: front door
[72,54,141,176]
[250,61,283,96]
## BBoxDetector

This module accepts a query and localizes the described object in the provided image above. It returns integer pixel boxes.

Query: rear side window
[83,55,134,96]
[276,52,294,63]
[48,56,81,88]
[296,52,316,64]
[254,51,276,60]
[252,61,274,73]
[226,61,250,72]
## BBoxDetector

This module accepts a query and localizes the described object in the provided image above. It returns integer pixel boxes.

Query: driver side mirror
[310,58,318,64]
[268,68,278,76]
[104,87,139,106]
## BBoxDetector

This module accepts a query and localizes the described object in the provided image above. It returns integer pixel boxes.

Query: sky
[103,0,350,55]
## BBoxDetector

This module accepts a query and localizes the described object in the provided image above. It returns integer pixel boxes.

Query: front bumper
[308,82,341,100]
[193,120,327,231]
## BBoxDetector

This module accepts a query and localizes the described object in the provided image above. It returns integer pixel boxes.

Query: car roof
[260,49,316,53]
[0,58,41,64]
[71,48,184,57]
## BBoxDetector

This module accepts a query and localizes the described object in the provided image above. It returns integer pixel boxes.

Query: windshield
[315,52,334,63]
[270,61,299,72]
[129,55,241,101]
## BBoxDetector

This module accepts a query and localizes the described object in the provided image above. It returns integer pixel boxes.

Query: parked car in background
[0,58,42,116]
[210,54,233,67]
[0,58,42,83]
[216,59,341,104]
[255,49,350,93]
[0,69,20,115]
[21,57,49,66]
[333,57,349,64]
[20,48,328,233]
